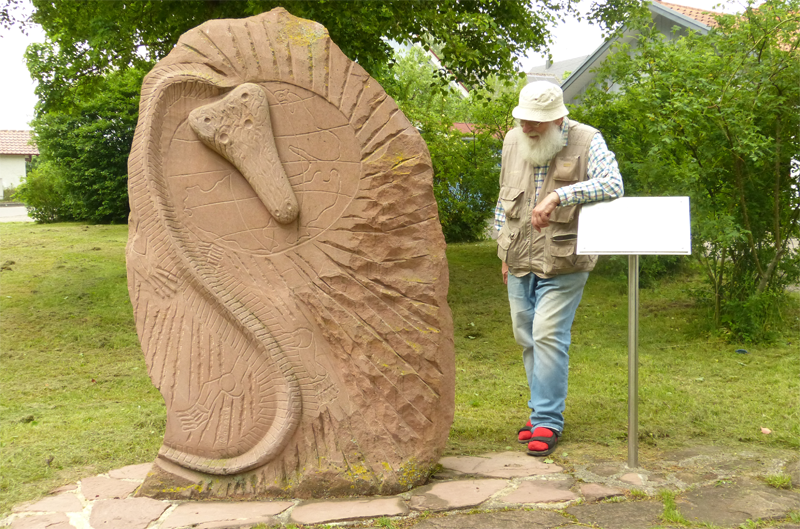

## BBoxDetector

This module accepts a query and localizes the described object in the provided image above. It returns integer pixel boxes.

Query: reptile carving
[127,8,454,498]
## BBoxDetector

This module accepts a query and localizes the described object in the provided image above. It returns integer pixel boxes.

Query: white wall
[0,154,28,189]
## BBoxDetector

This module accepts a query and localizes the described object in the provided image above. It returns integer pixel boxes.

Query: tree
[17,67,145,223]
[379,47,521,242]
[571,0,800,340]
[26,0,638,111]
[0,0,29,34]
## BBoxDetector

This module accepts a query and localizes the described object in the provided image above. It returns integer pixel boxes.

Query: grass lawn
[1,223,798,515]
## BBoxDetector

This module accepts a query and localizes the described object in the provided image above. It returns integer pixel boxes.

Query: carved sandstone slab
[127,8,454,499]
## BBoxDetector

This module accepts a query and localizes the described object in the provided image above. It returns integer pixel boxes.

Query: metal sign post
[628,254,639,467]
[577,197,691,468]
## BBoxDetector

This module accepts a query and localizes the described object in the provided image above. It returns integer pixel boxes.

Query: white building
[0,130,39,191]
[561,0,721,104]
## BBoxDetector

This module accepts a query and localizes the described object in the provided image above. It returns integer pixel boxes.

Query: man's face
[520,118,563,139]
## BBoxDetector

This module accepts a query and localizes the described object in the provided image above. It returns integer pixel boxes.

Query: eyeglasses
[520,120,543,128]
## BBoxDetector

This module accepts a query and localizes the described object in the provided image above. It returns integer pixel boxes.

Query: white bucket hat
[512,81,569,123]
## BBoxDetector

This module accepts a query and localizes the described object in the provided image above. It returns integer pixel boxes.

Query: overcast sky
[0,0,747,131]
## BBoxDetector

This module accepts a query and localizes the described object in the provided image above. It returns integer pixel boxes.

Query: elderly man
[495,81,623,457]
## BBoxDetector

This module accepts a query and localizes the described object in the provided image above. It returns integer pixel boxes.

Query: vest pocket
[554,155,581,182]
[499,186,525,219]
[496,226,519,262]
[545,233,578,273]
[551,205,577,223]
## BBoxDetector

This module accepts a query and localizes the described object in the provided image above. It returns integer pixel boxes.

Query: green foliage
[628,489,648,500]
[1,226,798,514]
[658,489,689,525]
[2,186,16,202]
[26,67,144,224]
[572,0,800,341]
[26,0,637,112]
[0,223,164,515]
[379,47,521,242]
[13,161,73,222]
[602,255,687,288]
[764,473,792,489]
[447,242,800,455]
[0,0,29,33]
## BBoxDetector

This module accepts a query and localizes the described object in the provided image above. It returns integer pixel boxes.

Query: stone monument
[126,8,455,499]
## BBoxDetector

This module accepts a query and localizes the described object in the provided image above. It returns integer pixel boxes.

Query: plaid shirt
[494,118,623,232]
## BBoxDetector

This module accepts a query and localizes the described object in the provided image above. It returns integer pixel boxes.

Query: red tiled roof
[452,122,507,139]
[452,122,477,135]
[655,0,723,27]
[0,130,39,156]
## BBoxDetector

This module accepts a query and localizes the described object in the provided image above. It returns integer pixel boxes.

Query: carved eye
[219,133,229,144]
[244,119,253,129]
[203,117,211,124]
[241,92,249,101]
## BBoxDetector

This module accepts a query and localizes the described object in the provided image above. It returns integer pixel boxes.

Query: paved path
[0,204,33,223]
[3,446,799,529]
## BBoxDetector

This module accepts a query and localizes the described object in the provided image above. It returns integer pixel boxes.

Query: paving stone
[89,497,170,529]
[717,458,773,474]
[678,477,800,526]
[409,509,572,529]
[409,479,508,512]
[439,452,563,478]
[162,501,294,529]
[662,446,718,462]
[620,473,644,486]
[496,478,578,505]
[587,463,623,477]
[9,513,73,529]
[108,463,153,481]
[785,459,800,487]
[12,493,82,513]
[289,497,408,525]
[580,483,624,502]
[674,471,716,485]
[567,500,663,529]
[81,476,140,500]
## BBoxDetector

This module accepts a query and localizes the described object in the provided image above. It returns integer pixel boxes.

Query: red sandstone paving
[579,483,624,502]
[161,501,294,529]
[12,493,82,513]
[289,497,408,525]
[108,463,153,481]
[496,478,578,504]
[9,512,73,529]
[409,479,509,512]
[89,497,169,529]
[81,476,140,500]
[620,473,644,486]
[439,452,563,478]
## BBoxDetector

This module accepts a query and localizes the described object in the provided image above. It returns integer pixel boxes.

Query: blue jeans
[507,271,589,434]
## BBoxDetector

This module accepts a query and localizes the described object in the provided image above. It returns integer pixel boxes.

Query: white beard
[518,122,563,166]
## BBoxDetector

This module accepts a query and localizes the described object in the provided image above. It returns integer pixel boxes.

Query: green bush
[571,2,800,341]
[2,186,16,202]
[28,67,144,224]
[13,162,74,223]
[379,47,519,243]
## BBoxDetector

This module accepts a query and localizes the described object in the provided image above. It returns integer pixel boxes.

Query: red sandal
[526,427,559,457]
[517,420,533,444]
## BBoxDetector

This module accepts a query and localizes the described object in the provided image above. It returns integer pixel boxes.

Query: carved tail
[128,69,302,475]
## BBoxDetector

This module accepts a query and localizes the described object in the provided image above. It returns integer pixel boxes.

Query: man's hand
[531,191,561,232]
[502,261,509,285]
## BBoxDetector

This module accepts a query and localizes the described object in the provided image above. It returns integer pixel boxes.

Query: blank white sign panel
[576,197,691,255]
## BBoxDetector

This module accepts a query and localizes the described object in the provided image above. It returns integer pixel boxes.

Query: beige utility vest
[496,121,599,278]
